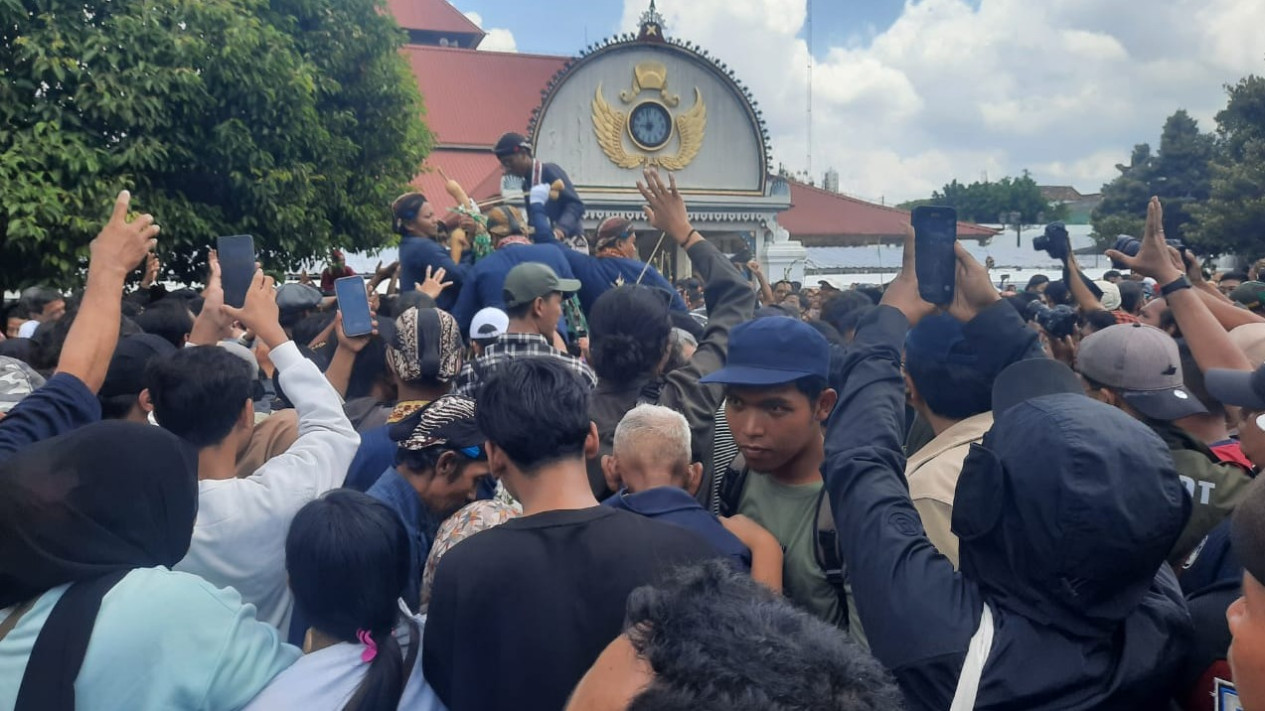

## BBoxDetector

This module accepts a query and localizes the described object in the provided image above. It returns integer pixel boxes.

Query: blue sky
[454,0,908,58]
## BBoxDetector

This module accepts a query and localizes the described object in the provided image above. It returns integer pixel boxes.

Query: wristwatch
[1160,275,1192,297]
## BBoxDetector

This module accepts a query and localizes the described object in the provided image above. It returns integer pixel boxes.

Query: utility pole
[806,0,813,180]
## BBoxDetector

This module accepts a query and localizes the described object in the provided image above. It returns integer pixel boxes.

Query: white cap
[470,307,509,342]
[1094,280,1122,311]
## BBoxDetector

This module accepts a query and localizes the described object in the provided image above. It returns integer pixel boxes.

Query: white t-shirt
[245,606,444,711]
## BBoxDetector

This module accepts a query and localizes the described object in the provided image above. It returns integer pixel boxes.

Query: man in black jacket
[823,224,1193,709]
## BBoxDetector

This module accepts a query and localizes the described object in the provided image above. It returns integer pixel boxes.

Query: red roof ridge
[389,0,485,37]
[400,44,568,63]
[782,177,916,218]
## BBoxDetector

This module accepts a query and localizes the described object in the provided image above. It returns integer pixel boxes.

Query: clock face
[628,102,673,150]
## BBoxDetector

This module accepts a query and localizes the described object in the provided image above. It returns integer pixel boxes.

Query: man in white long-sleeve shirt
[147,268,360,631]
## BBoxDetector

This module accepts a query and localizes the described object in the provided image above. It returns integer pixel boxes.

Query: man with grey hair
[601,404,783,589]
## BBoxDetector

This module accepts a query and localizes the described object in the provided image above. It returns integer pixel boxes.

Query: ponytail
[343,616,419,711]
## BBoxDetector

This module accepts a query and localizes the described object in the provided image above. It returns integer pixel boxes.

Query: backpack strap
[813,487,850,631]
[16,569,131,711]
[714,453,748,517]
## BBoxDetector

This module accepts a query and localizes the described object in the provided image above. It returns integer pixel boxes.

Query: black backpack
[713,455,849,630]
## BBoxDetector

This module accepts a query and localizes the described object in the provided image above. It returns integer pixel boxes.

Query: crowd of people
[3,131,1265,711]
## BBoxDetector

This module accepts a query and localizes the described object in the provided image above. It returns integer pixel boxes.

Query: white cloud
[463,10,518,53]
[619,0,1265,202]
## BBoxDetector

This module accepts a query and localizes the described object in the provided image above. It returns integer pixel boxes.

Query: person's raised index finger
[667,171,679,197]
[111,190,131,223]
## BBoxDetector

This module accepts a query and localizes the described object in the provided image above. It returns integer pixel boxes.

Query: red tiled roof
[782,180,1000,245]
[402,45,567,147]
[410,149,505,215]
[387,0,485,37]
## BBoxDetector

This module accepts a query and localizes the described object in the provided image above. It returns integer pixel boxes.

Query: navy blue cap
[700,318,830,386]
[904,313,979,367]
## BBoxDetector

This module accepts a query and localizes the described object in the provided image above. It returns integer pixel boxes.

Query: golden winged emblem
[592,71,706,171]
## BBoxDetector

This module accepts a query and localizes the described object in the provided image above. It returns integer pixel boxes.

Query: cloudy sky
[452,0,1265,203]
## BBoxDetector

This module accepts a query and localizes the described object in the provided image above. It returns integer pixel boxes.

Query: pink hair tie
[356,629,378,663]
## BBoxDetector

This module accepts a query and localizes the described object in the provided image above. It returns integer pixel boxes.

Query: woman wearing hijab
[245,490,443,711]
[0,421,298,710]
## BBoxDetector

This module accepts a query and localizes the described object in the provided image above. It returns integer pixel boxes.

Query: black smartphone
[911,206,958,306]
[335,275,374,338]
[217,235,256,309]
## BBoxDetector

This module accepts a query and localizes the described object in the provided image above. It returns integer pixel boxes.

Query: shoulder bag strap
[949,604,995,711]
[16,570,131,711]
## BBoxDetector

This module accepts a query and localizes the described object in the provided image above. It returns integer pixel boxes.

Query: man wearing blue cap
[703,318,844,632]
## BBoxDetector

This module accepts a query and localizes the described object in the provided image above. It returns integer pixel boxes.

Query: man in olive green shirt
[703,318,850,636]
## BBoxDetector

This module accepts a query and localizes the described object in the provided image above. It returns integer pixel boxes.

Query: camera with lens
[1110,235,1187,270]
[1032,222,1071,261]
[1025,300,1079,340]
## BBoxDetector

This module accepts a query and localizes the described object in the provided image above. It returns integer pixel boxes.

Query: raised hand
[879,225,936,326]
[637,168,696,246]
[418,265,454,299]
[91,190,160,280]
[1105,197,1183,284]
[948,243,1002,323]
[222,270,286,348]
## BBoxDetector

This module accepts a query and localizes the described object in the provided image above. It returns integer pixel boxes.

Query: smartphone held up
[335,275,374,338]
[911,206,958,306]
[217,235,256,309]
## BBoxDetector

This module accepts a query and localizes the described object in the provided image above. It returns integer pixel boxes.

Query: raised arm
[1064,251,1106,313]
[323,311,376,397]
[747,260,776,306]
[224,271,360,500]
[637,169,756,461]
[1107,198,1252,374]
[0,192,158,456]
[823,229,981,707]
[59,191,160,390]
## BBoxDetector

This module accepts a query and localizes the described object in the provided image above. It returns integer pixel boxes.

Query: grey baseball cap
[0,356,46,414]
[1077,323,1208,421]
[502,262,580,309]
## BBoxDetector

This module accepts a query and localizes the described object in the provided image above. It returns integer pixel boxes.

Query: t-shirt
[737,471,844,627]
[0,567,298,710]
[422,506,717,711]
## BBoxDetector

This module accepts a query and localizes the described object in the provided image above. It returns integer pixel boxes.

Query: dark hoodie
[824,305,1193,710]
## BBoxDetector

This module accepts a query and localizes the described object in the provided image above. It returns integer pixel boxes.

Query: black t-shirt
[422,506,719,711]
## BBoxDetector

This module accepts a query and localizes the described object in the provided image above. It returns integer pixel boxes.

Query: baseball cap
[276,283,324,313]
[1094,280,1122,311]
[1231,281,1265,310]
[502,263,581,309]
[388,307,463,384]
[1077,323,1208,421]
[991,358,1085,415]
[493,132,531,158]
[0,356,46,414]
[700,318,830,386]
[100,334,178,399]
[389,395,484,453]
[1205,364,1265,412]
[470,307,509,342]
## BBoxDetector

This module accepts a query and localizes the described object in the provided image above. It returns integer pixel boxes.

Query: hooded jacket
[824,305,1193,710]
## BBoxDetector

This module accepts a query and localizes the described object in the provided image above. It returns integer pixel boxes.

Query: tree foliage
[1189,75,1265,257]
[0,0,431,287]
[899,173,1067,225]
[1091,110,1213,250]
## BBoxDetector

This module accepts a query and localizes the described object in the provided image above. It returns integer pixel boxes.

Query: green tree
[900,173,1066,225]
[1190,75,1265,257]
[1092,110,1213,251]
[0,0,430,286]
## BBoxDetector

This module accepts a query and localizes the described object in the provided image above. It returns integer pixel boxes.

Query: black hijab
[0,421,199,609]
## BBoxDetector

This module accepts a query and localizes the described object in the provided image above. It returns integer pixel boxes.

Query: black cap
[100,334,178,399]
[494,132,531,158]
[1206,365,1265,412]
[991,358,1085,415]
